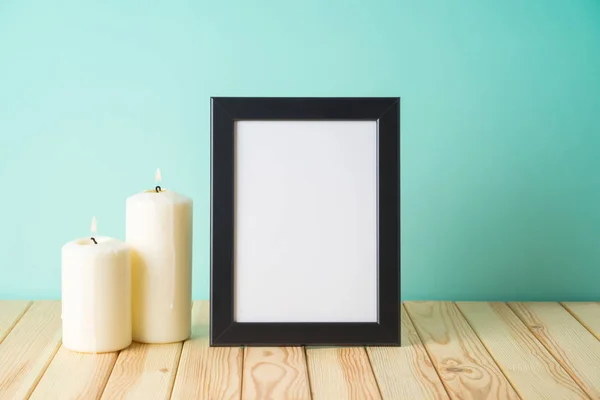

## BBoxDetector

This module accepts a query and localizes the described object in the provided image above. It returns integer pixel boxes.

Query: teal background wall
[1,0,599,301]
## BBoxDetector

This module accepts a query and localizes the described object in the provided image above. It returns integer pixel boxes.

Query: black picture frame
[211,97,400,346]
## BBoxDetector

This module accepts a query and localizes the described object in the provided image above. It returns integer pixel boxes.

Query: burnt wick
[155,185,162,193]
[90,237,98,245]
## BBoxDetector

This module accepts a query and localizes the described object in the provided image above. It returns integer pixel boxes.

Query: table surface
[0,301,599,399]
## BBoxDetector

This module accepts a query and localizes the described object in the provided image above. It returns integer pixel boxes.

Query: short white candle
[61,217,132,353]
[126,169,193,343]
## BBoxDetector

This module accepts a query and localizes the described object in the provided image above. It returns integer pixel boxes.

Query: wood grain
[0,300,31,344]
[100,341,182,400]
[306,346,381,400]
[2,300,597,399]
[367,305,449,400]
[0,301,62,400]
[562,302,600,340]
[29,346,117,400]
[171,301,243,400]
[457,302,588,400]
[404,301,518,400]
[242,347,310,400]
[510,302,600,399]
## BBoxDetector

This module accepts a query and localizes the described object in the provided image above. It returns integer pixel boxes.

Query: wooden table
[0,301,599,399]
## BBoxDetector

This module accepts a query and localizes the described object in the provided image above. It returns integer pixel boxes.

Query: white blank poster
[234,121,378,323]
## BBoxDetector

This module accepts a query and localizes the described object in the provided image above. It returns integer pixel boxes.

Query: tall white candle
[126,169,193,343]
[61,217,132,353]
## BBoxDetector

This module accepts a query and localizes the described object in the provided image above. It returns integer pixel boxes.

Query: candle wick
[90,237,98,244]
[155,185,162,193]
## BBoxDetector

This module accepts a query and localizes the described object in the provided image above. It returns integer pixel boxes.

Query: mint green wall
[1,0,599,301]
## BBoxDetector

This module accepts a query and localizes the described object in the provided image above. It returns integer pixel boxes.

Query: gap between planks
[101,341,183,400]
[404,301,519,400]
[3,300,598,400]
[31,347,118,400]
[456,302,589,400]
[368,304,449,400]
[0,301,32,345]
[0,301,62,400]
[562,302,600,341]
[171,301,243,400]
[305,345,381,400]
[509,302,600,399]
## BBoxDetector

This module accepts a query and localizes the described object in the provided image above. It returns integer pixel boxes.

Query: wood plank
[367,305,449,400]
[0,300,31,344]
[171,301,243,400]
[404,301,518,400]
[30,346,117,400]
[562,302,600,340]
[100,341,182,400]
[0,301,62,400]
[510,302,600,399]
[457,302,588,400]
[306,346,381,400]
[242,347,310,400]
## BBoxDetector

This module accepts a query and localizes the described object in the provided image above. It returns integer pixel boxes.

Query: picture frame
[211,97,400,346]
